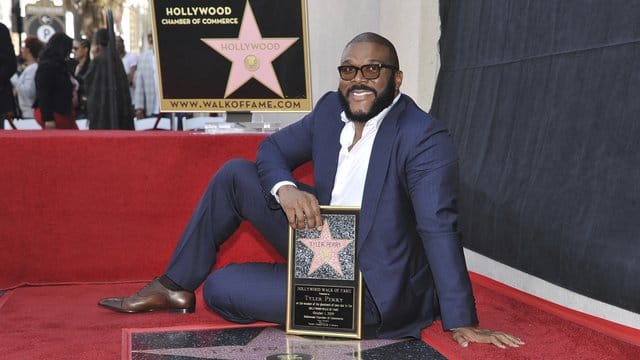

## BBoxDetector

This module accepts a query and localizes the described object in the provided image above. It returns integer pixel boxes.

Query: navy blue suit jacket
[256,92,478,338]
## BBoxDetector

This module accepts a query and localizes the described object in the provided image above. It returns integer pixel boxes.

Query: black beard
[338,74,397,123]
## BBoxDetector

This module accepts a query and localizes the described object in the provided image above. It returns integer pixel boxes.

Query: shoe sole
[168,307,195,314]
[98,302,195,314]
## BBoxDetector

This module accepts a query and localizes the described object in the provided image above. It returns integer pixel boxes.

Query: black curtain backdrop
[431,0,640,313]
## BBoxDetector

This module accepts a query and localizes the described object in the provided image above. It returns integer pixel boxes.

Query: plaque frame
[149,0,312,113]
[286,206,362,339]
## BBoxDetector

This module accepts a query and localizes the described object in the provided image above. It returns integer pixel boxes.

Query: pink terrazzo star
[132,327,405,359]
[201,1,299,97]
[298,222,353,277]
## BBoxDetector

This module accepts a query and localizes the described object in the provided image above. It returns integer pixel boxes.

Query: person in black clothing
[72,38,91,118]
[0,23,17,128]
[34,32,78,129]
[73,38,91,78]
[84,28,133,129]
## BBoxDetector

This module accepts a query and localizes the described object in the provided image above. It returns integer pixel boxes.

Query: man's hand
[277,185,322,230]
[451,327,524,349]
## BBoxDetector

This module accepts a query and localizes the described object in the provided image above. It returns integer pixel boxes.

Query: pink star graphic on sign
[298,222,353,277]
[201,1,299,98]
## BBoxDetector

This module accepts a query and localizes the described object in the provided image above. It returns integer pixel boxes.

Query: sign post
[25,0,65,43]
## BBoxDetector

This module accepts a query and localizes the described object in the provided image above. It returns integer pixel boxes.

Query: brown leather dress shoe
[98,277,195,313]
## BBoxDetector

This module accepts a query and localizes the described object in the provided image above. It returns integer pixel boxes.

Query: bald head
[344,32,399,68]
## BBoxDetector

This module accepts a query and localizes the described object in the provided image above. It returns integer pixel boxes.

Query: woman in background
[73,38,91,79]
[10,36,44,119]
[0,23,17,127]
[34,32,78,129]
[72,38,91,118]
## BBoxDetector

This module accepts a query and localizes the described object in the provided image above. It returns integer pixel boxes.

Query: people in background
[10,36,44,119]
[0,23,17,127]
[98,32,524,350]
[34,32,78,129]
[84,28,133,129]
[73,38,91,79]
[72,38,91,119]
[134,32,159,119]
[116,35,137,107]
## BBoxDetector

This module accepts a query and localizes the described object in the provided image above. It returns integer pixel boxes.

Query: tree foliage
[63,0,124,39]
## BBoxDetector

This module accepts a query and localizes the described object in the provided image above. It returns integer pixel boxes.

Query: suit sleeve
[256,113,314,192]
[406,124,479,330]
[255,92,338,191]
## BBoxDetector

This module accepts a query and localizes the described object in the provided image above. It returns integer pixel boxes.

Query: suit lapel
[357,97,407,248]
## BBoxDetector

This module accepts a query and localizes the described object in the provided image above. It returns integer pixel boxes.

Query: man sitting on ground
[99,32,524,349]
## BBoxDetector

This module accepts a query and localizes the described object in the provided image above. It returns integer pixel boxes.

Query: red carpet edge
[468,272,640,346]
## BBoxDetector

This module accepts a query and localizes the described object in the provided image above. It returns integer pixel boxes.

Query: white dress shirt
[330,94,400,206]
[271,94,401,206]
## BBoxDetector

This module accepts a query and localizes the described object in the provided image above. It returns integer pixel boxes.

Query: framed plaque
[150,0,312,112]
[286,206,362,339]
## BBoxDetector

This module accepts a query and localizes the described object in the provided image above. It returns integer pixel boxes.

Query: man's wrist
[450,326,476,332]
[271,181,297,203]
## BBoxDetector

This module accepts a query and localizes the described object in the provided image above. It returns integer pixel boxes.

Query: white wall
[379,0,440,111]
[261,0,440,123]
[306,0,440,108]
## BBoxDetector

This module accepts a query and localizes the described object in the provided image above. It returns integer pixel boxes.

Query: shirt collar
[340,93,402,130]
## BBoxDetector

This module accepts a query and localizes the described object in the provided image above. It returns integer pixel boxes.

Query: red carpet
[0,283,261,360]
[422,274,640,359]
[1,277,637,360]
[1,132,637,359]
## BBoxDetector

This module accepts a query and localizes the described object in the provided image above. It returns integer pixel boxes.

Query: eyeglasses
[337,63,398,81]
